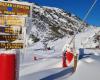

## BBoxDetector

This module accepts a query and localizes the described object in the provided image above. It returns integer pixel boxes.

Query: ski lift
[62,0,98,71]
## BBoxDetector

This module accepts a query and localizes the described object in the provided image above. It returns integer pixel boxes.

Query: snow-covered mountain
[75,27,100,48]
[29,3,89,43]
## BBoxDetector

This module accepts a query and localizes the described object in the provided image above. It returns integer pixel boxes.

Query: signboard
[0,15,25,26]
[0,26,22,34]
[0,1,30,16]
[0,15,26,49]
[0,43,23,49]
[0,35,18,41]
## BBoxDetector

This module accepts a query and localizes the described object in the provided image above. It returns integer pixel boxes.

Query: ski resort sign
[0,26,22,34]
[0,15,25,26]
[0,15,26,49]
[0,1,31,49]
[0,1,31,16]
[0,43,23,49]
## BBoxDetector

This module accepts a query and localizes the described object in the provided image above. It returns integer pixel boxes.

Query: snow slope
[75,27,100,48]
[68,49,100,80]
[19,27,100,80]
[19,49,100,80]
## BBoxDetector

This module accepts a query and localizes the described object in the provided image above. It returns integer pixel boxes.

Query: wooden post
[72,35,78,72]
[73,54,78,72]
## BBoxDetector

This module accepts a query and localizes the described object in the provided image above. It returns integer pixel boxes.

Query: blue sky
[26,0,100,26]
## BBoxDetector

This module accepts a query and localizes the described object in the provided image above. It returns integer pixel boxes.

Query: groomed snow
[19,27,100,80]
[68,49,100,80]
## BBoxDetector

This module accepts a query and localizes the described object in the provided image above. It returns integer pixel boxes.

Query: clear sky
[25,0,100,26]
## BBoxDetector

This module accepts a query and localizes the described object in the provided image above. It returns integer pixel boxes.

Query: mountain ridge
[28,3,90,44]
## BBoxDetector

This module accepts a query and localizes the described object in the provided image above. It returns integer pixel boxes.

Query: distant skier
[47,47,51,50]
[33,56,37,60]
